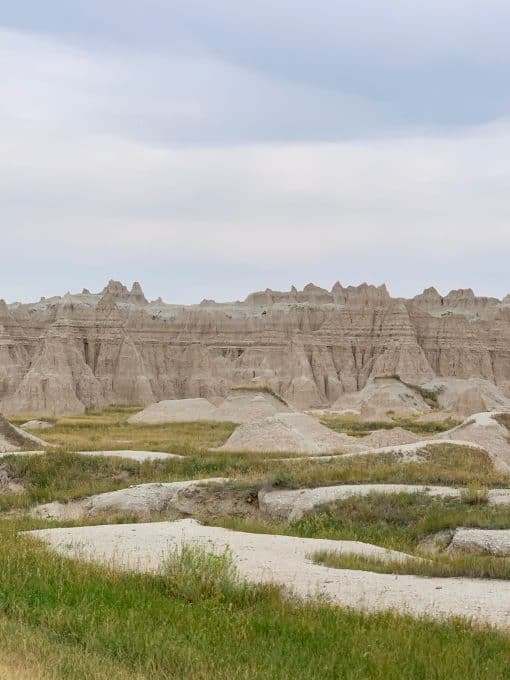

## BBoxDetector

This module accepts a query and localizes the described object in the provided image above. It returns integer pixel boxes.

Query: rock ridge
[1,280,510,414]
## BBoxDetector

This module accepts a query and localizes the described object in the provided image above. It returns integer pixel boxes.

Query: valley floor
[1,408,510,678]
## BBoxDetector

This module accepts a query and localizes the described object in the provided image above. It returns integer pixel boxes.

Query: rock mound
[129,389,290,425]
[21,420,53,430]
[0,414,47,452]
[216,413,365,454]
[128,398,218,424]
[439,412,510,471]
[332,377,431,419]
[448,528,510,556]
[213,389,290,423]
[31,478,230,521]
[422,378,510,417]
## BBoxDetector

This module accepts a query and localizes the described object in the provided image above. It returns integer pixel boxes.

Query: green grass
[2,409,510,676]
[214,491,510,554]
[321,414,460,436]
[312,550,510,580]
[1,443,509,516]
[0,524,510,678]
[11,407,236,455]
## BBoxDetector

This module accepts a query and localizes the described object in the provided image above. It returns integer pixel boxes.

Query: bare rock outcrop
[332,376,432,418]
[439,412,510,471]
[216,412,367,454]
[2,280,510,415]
[448,528,510,557]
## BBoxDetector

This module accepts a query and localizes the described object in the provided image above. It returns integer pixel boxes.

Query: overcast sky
[1,1,510,304]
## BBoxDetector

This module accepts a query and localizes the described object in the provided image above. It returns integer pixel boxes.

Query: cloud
[3,1,510,128]
[1,12,509,303]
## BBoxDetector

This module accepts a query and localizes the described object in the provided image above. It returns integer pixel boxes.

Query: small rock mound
[422,378,510,417]
[333,377,431,419]
[213,389,290,423]
[128,398,218,424]
[448,528,510,557]
[31,478,231,521]
[20,420,53,430]
[129,389,290,425]
[216,413,365,454]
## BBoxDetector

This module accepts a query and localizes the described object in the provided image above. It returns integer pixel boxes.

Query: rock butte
[2,280,510,415]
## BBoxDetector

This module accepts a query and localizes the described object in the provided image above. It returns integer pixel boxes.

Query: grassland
[320,413,461,436]
[2,407,510,678]
[0,524,510,679]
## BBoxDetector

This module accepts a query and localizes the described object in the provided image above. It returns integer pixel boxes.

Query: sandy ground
[26,519,510,628]
[259,484,510,521]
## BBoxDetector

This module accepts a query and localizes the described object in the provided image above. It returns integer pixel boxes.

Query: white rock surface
[30,478,230,520]
[260,484,510,521]
[449,528,510,556]
[77,450,184,462]
[20,420,54,430]
[26,519,510,628]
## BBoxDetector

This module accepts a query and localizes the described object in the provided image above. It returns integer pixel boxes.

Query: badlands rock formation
[129,389,290,424]
[216,413,367,454]
[2,280,510,415]
[332,376,432,418]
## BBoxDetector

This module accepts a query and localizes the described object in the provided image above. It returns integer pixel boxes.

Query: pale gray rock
[2,280,510,415]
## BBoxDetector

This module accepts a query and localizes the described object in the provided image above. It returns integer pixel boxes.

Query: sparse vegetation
[312,550,510,580]
[216,491,510,555]
[321,413,460,436]
[0,524,509,678]
[2,407,510,677]
[16,408,236,454]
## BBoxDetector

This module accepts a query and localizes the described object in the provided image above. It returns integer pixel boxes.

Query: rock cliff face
[1,280,510,415]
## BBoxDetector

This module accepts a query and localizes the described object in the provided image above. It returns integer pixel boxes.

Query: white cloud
[1,26,510,302]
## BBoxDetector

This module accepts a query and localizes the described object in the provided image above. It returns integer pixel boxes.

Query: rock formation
[1,280,510,415]
[0,414,47,452]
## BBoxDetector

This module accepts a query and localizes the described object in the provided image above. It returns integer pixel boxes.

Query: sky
[1,1,510,304]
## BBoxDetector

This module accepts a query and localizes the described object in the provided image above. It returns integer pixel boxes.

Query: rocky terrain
[2,280,510,415]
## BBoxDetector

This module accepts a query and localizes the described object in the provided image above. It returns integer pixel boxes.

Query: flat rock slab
[31,478,231,521]
[260,484,510,521]
[450,529,510,556]
[76,450,184,462]
[275,439,485,463]
[25,519,510,628]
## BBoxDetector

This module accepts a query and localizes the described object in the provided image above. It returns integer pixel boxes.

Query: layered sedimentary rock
[1,280,510,415]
